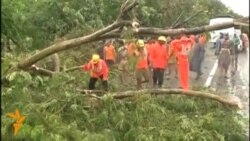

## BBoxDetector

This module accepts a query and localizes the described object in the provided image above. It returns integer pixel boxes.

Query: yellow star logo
[7,109,26,136]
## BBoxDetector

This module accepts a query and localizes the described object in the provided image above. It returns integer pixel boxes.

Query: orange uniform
[146,42,155,64]
[169,39,179,63]
[134,48,148,69]
[151,42,167,69]
[104,45,116,61]
[126,42,137,57]
[82,59,108,79]
[199,34,207,46]
[173,36,192,90]
[134,47,150,89]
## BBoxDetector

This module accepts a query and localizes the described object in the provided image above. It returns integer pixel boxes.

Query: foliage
[1,0,248,140]
[1,65,248,140]
[1,0,244,53]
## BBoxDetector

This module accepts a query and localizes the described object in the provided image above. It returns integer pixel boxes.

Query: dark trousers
[153,68,165,87]
[88,76,108,91]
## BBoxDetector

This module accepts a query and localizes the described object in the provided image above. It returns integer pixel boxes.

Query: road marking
[204,59,218,87]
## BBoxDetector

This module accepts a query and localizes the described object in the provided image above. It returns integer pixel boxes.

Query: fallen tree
[17,21,248,71]
[13,0,249,72]
[79,89,241,108]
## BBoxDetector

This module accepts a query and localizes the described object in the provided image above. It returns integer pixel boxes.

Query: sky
[220,0,249,17]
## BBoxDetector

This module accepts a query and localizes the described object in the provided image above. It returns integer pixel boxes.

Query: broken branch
[170,11,185,28]
[29,65,54,76]
[113,89,240,107]
[77,88,240,107]
[117,0,139,21]
[173,9,204,28]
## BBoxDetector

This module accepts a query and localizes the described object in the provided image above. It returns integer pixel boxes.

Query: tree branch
[170,11,185,28]
[29,65,54,76]
[173,9,204,28]
[80,89,240,107]
[117,0,139,21]
[17,21,132,69]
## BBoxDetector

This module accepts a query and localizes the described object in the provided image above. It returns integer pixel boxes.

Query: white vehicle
[209,16,242,50]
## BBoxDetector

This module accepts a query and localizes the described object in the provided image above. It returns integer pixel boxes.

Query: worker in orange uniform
[125,40,137,71]
[199,33,207,47]
[103,40,116,68]
[145,38,156,86]
[168,36,179,79]
[133,39,150,89]
[150,36,168,88]
[126,40,137,57]
[82,54,109,91]
[173,35,192,90]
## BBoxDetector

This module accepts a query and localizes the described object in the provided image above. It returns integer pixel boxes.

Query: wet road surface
[164,44,249,139]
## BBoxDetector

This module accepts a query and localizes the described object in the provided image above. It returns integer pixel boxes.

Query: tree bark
[78,89,240,107]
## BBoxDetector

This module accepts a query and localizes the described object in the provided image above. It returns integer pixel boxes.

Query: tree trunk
[17,21,132,70]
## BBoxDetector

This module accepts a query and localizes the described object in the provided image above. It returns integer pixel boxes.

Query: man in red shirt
[150,36,168,88]
[82,54,109,91]
[103,40,116,68]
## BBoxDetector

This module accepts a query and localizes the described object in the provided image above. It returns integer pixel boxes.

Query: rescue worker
[103,40,116,68]
[126,40,137,71]
[82,54,109,91]
[151,36,168,88]
[126,40,137,57]
[173,35,192,90]
[145,38,156,86]
[133,39,150,89]
[117,40,129,84]
[168,36,179,79]
[146,38,156,65]
[218,33,233,78]
[199,33,207,47]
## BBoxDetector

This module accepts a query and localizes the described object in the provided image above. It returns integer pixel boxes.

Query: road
[164,43,249,138]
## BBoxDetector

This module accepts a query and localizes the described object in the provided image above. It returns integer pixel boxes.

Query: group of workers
[81,33,210,91]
